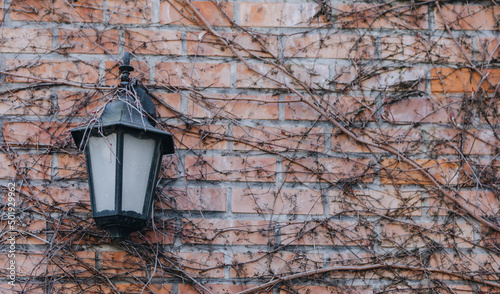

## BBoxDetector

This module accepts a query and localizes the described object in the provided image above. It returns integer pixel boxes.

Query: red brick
[155,93,182,118]
[11,253,47,277]
[58,91,103,117]
[48,251,96,277]
[187,94,279,120]
[158,187,226,212]
[464,128,497,155]
[160,1,233,26]
[478,37,500,61]
[431,67,500,93]
[187,31,278,58]
[339,3,428,29]
[0,89,52,116]
[185,155,276,182]
[109,0,152,24]
[178,252,224,278]
[425,127,462,155]
[280,286,373,294]
[124,29,182,55]
[383,96,460,124]
[380,159,461,185]
[233,126,324,152]
[435,5,499,31]
[159,155,178,179]
[283,34,374,59]
[237,63,328,89]
[5,60,99,84]
[383,222,474,248]
[331,128,421,154]
[0,28,52,53]
[179,284,257,294]
[57,29,119,54]
[0,154,51,180]
[240,3,326,27]
[280,220,373,246]
[156,62,231,88]
[13,219,46,245]
[3,121,72,147]
[231,251,322,278]
[381,36,469,63]
[101,251,147,277]
[52,284,113,293]
[232,188,323,215]
[11,0,103,22]
[57,154,86,179]
[183,219,272,245]
[170,124,229,150]
[104,60,150,85]
[283,157,372,183]
[330,189,422,216]
[430,190,499,217]
[360,67,425,91]
[22,186,90,212]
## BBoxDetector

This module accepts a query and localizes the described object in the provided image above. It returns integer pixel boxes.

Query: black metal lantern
[71,53,175,240]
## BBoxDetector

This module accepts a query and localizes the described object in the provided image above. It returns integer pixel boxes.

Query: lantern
[71,53,175,240]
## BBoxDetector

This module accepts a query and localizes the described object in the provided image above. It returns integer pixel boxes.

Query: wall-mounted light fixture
[71,53,175,240]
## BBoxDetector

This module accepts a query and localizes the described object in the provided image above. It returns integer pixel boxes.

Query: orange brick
[160,1,233,26]
[48,251,96,277]
[280,220,373,247]
[361,67,425,91]
[183,219,272,245]
[124,29,182,55]
[187,94,279,120]
[187,31,278,57]
[283,34,374,59]
[12,219,46,245]
[104,60,150,85]
[57,154,87,179]
[231,251,322,278]
[185,155,276,182]
[154,93,182,118]
[58,91,103,117]
[22,186,90,212]
[232,188,323,215]
[170,124,229,150]
[0,28,52,53]
[177,252,224,278]
[240,3,325,27]
[339,3,428,29]
[10,0,103,22]
[3,121,72,147]
[0,154,51,180]
[381,35,469,63]
[435,5,499,31]
[330,189,422,216]
[431,67,500,93]
[101,251,147,277]
[5,59,99,84]
[380,159,461,185]
[283,157,372,183]
[233,126,324,152]
[237,63,328,89]
[425,127,462,155]
[52,284,113,293]
[179,284,257,294]
[109,0,152,24]
[57,29,119,54]
[158,187,226,212]
[0,89,52,116]
[156,62,231,88]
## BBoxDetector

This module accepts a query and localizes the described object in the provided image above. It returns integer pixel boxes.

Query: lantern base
[94,213,148,240]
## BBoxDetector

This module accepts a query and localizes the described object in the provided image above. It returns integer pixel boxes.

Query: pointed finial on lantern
[119,52,135,87]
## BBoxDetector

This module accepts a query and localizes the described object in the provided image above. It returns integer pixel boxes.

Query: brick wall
[0,0,499,293]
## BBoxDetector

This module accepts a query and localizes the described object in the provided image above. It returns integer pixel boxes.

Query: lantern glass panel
[88,133,117,213]
[121,133,157,214]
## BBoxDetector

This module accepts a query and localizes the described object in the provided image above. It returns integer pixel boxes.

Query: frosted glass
[121,134,156,214]
[88,133,117,212]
